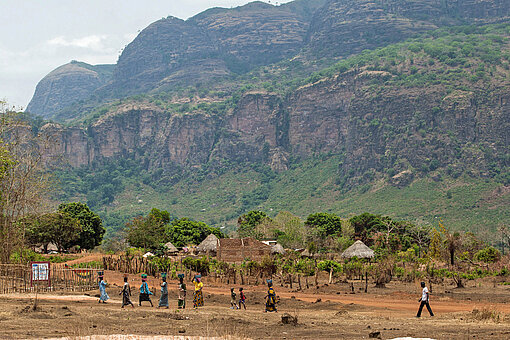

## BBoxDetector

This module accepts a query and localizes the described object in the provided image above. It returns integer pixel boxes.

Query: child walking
[238,287,246,310]
[230,288,239,309]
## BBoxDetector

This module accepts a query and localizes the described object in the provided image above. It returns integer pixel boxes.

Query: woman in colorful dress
[192,275,204,308]
[178,274,186,309]
[98,272,109,303]
[265,279,277,312]
[158,273,169,308]
[120,274,134,308]
[139,274,153,307]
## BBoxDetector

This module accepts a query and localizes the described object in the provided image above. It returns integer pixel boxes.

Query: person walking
[98,272,109,304]
[192,275,204,309]
[416,281,434,317]
[230,288,239,309]
[238,287,246,310]
[158,273,169,308]
[120,274,134,308]
[265,279,277,312]
[139,274,153,307]
[178,274,186,309]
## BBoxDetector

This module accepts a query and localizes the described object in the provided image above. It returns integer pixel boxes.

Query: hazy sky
[0,0,292,109]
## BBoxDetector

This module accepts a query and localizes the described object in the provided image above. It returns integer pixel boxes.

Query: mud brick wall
[217,238,271,263]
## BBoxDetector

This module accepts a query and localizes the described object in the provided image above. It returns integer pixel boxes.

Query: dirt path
[5,284,508,317]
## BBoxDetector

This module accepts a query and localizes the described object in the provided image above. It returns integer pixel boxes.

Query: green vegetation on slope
[57,153,509,242]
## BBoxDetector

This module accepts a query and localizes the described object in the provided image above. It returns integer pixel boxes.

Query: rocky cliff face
[26,61,114,119]
[41,68,510,187]
[111,1,314,96]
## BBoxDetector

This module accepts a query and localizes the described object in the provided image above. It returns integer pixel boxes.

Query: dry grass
[471,307,504,323]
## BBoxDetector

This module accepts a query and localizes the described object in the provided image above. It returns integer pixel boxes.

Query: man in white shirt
[416,281,434,317]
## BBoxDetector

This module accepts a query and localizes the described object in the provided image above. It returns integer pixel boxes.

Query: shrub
[474,247,501,263]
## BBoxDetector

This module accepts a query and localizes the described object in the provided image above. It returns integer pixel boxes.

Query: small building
[164,241,178,255]
[197,234,220,256]
[217,238,271,263]
[340,240,375,259]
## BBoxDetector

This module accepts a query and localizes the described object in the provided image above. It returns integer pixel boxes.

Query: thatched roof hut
[164,241,178,253]
[341,240,375,259]
[197,234,219,255]
[270,243,286,255]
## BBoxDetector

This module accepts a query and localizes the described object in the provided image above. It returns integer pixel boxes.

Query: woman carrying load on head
[178,274,186,309]
[158,272,169,308]
[120,274,134,308]
[139,274,153,307]
[265,279,277,312]
[192,274,204,308]
[98,271,109,303]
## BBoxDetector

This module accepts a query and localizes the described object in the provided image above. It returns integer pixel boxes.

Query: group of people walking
[97,272,279,312]
[99,273,433,316]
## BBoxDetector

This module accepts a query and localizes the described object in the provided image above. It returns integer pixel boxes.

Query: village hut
[340,240,375,259]
[164,241,178,254]
[197,234,219,256]
[270,243,286,255]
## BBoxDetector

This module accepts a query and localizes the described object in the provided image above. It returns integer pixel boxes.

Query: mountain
[29,0,510,121]
[25,1,510,238]
[26,61,114,119]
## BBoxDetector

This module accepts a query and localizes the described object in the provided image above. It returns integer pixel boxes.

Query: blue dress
[99,280,109,302]
[158,281,169,307]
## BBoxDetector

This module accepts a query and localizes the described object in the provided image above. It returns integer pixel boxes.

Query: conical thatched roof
[197,233,219,253]
[341,240,375,259]
[271,243,286,255]
[164,241,178,253]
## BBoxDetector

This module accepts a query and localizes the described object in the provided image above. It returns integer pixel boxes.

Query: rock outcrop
[26,61,114,119]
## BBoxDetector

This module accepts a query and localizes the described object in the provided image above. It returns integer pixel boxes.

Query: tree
[58,202,105,250]
[237,210,269,239]
[349,213,386,244]
[166,218,222,247]
[126,212,168,250]
[305,212,342,238]
[25,212,82,252]
[439,221,462,266]
[409,224,431,257]
[428,228,442,259]
[317,260,342,284]
[474,247,501,263]
[0,102,54,261]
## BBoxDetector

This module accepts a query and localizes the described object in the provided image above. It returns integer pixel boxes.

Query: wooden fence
[0,263,101,294]
[102,255,161,277]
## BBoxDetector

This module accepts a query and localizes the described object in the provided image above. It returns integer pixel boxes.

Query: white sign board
[31,262,49,281]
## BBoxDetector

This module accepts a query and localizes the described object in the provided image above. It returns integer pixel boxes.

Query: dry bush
[471,307,503,323]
